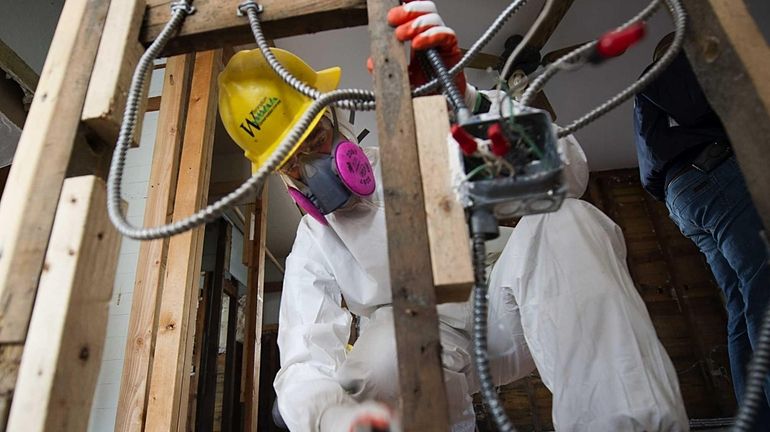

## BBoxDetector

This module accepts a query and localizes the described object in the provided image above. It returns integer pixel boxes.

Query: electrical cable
[413,0,529,97]
[470,214,517,432]
[241,0,468,120]
[494,0,552,161]
[108,0,531,240]
[520,0,687,139]
[238,1,376,111]
[423,49,471,122]
[106,1,770,430]
[106,1,374,239]
[496,0,553,97]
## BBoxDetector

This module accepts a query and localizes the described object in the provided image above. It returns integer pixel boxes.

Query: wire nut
[170,1,195,15]
[237,1,263,16]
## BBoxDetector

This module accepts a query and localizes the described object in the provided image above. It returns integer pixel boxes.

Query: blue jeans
[666,156,770,425]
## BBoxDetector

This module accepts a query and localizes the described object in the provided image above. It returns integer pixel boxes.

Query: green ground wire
[465,163,493,181]
[503,92,545,161]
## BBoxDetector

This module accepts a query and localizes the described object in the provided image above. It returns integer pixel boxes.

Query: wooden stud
[142,0,368,56]
[115,53,194,432]
[367,1,450,430]
[176,201,209,432]
[413,96,473,303]
[144,49,221,432]
[221,278,242,432]
[82,0,148,147]
[195,221,229,431]
[0,0,111,425]
[242,190,268,432]
[0,0,110,342]
[185,271,211,431]
[681,0,770,234]
[7,176,121,432]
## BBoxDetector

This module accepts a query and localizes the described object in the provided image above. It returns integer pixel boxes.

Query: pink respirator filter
[287,187,328,225]
[334,141,376,197]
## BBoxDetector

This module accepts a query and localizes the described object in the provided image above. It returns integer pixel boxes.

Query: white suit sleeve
[274,220,355,432]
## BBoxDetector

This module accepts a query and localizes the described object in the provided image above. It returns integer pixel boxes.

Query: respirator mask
[281,109,376,225]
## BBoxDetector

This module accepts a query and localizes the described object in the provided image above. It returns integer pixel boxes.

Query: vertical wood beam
[242,191,268,432]
[82,0,148,147]
[195,221,229,431]
[7,176,121,432]
[115,53,194,432]
[144,49,220,432]
[681,0,770,234]
[0,0,110,341]
[413,96,473,303]
[221,277,242,432]
[0,0,111,425]
[366,1,450,430]
[186,272,211,431]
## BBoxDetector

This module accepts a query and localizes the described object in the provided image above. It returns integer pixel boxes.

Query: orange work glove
[367,0,466,95]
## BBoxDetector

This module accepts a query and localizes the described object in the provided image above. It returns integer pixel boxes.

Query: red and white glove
[319,401,400,432]
[367,1,467,97]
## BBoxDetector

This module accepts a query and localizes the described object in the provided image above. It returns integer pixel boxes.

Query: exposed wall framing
[144,49,220,432]
[115,53,194,432]
[242,193,268,432]
[0,1,765,431]
[7,176,121,432]
[0,0,111,426]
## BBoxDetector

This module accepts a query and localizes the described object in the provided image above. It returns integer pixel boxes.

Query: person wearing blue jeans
[634,34,770,428]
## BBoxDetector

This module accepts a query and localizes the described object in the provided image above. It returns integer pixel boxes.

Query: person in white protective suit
[272,112,690,431]
[217,2,690,430]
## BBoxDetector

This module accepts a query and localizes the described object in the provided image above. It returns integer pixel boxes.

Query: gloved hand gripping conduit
[106,1,770,431]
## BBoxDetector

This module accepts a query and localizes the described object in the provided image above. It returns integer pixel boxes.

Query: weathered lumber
[144,49,220,432]
[82,0,148,147]
[681,0,770,234]
[367,1,450,430]
[115,53,194,432]
[242,193,268,432]
[7,176,121,432]
[142,0,368,56]
[413,96,473,303]
[0,0,111,426]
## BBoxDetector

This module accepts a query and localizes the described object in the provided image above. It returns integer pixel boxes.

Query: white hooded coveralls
[274,95,689,432]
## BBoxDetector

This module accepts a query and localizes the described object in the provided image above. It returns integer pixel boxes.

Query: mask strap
[330,106,340,137]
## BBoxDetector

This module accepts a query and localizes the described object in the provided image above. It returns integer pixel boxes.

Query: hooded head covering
[557,134,589,199]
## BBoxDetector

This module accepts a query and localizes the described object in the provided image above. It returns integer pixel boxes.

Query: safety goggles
[279,116,335,178]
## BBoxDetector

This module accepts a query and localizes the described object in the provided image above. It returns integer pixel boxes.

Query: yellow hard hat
[218,48,341,172]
